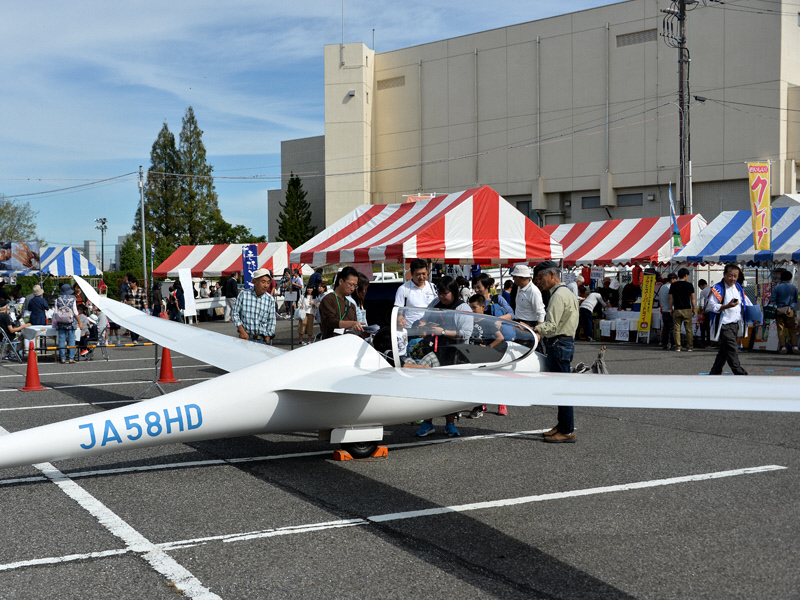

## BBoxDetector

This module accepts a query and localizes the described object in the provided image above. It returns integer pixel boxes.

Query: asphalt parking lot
[1,318,799,599]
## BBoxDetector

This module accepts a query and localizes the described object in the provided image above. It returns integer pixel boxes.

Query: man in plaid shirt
[124,276,149,343]
[233,268,276,343]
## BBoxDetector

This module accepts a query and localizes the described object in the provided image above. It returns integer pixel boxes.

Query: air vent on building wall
[377,76,406,91]
[616,29,658,48]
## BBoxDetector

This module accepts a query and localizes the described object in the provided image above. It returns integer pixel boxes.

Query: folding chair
[0,328,23,363]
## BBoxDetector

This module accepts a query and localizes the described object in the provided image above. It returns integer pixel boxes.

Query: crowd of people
[2,262,794,440]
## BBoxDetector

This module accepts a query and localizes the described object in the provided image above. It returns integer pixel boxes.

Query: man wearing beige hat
[232,268,276,344]
[510,264,545,328]
[533,261,579,443]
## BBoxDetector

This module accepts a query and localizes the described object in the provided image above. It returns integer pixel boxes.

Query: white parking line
[0,377,212,394]
[0,426,220,599]
[0,363,207,379]
[0,462,787,575]
[186,464,790,545]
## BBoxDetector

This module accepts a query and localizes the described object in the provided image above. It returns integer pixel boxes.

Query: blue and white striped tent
[4,246,102,277]
[671,206,800,265]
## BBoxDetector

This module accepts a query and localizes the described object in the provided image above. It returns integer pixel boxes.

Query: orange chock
[333,446,388,461]
[157,348,180,384]
[19,341,48,392]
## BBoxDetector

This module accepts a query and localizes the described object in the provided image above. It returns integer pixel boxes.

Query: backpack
[54,297,74,325]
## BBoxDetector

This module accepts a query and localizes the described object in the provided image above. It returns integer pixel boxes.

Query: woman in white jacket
[298,286,319,345]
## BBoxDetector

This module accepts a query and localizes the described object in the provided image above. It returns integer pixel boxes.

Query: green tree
[134,122,183,246]
[179,106,220,244]
[276,173,316,248]
[118,236,144,276]
[0,195,41,242]
[134,107,262,249]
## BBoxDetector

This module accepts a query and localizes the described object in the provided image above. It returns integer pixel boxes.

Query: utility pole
[138,166,148,301]
[661,0,694,215]
[94,218,107,271]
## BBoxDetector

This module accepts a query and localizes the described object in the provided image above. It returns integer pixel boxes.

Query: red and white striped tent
[153,242,295,278]
[290,186,562,266]
[542,214,707,267]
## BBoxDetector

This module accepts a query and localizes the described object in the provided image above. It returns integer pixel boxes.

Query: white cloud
[0,0,618,245]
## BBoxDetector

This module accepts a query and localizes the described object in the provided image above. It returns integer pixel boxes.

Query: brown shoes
[543,427,559,437]
[544,431,577,443]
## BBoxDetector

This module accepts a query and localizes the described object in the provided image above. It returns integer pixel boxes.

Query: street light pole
[139,166,148,301]
[94,218,107,271]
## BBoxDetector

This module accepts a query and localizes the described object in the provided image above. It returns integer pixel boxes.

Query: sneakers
[468,409,484,419]
[687,349,693,352]
[444,422,461,437]
[780,348,787,355]
[544,431,576,443]
[497,405,508,416]
[414,422,435,437]
[675,348,681,352]
[80,349,89,356]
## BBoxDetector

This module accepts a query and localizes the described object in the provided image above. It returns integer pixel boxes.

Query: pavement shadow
[182,435,637,600]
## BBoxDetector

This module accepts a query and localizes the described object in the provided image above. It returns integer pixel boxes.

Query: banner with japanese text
[241,244,259,290]
[637,274,656,332]
[747,162,771,251]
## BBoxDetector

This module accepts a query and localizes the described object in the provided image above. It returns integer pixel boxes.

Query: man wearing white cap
[510,264,545,328]
[233,268,276,344]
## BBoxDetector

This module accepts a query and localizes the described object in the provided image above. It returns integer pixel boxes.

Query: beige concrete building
[270,0,800,239]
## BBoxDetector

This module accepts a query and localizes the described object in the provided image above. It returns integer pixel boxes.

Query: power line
[2,172,137,200]
[698,96,800,112]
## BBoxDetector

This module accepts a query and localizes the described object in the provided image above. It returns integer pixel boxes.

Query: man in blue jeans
[533,261,580,443]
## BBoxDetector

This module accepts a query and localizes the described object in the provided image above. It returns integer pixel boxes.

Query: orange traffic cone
[157,347,180,384]
[19,342,48,392]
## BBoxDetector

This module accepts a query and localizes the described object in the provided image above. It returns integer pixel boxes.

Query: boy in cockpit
[468,296,506,349]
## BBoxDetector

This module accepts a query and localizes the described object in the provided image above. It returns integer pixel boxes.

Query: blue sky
[0,1,618,258]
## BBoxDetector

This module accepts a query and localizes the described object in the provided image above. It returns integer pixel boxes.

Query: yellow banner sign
[637,274,656,332]
[748,162,771,251]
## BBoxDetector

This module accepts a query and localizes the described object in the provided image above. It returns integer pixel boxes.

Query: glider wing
[75,276,284,372]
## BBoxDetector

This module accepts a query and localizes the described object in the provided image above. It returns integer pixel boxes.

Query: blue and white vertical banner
[242,244,259,290]
[668,183,683,252]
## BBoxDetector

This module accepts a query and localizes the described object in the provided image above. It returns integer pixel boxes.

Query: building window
[516,200,531,219]
[582,196,601,209]
[617,193,643,207]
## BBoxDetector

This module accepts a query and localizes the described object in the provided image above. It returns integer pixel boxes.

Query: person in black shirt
[620,282,641,310]
[598,277,619,308]
[224,271,239,322]
[669,268,696,352]
[0,299,31,359]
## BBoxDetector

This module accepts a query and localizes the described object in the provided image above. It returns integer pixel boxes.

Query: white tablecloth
[602,309,662,330]
[21,325,80,341]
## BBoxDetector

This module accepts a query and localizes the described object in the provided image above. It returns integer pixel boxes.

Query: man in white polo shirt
[510,264,545,328]
[394,258,438,325]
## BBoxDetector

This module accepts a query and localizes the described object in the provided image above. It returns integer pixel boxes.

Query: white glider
[0,276,797,470]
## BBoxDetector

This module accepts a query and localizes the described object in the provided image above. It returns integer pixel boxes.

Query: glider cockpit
[385,306,541,371]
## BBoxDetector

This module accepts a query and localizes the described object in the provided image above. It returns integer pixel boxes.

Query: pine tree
[179,106,220,244]
[118,236,143,276]
[276,173,316,248]
[134,123,183,246]
[133,108,264,249]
